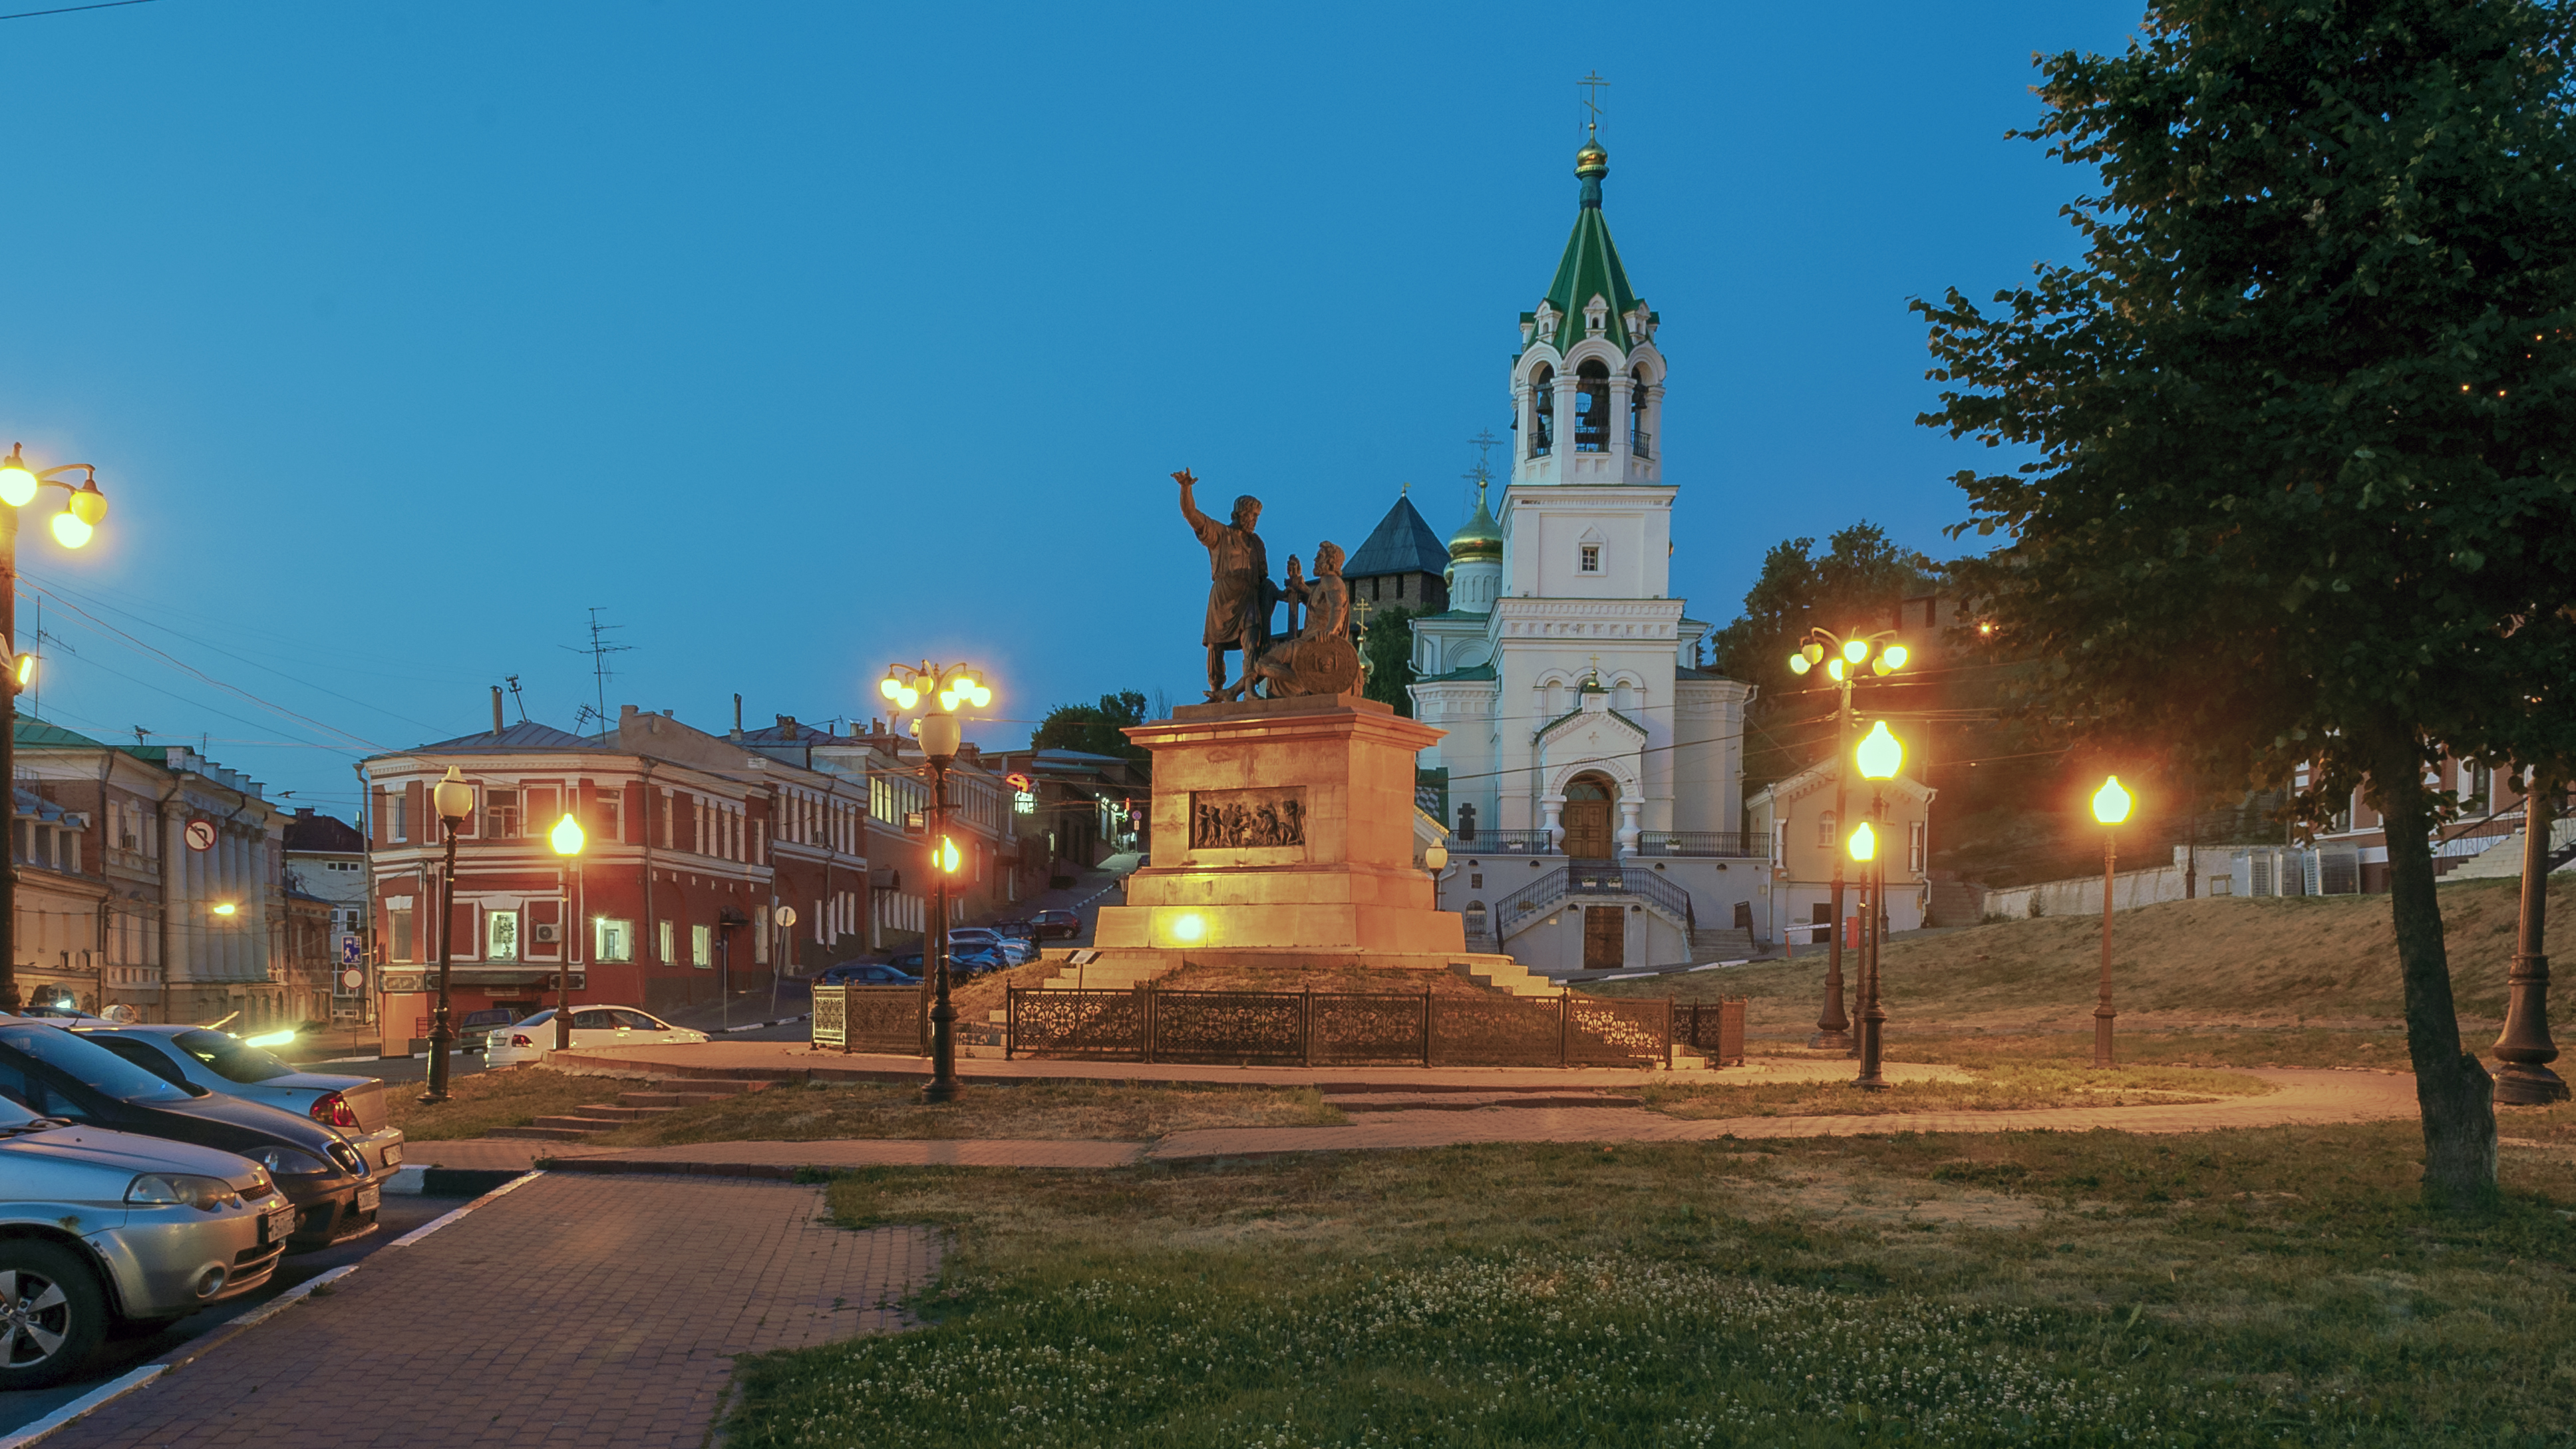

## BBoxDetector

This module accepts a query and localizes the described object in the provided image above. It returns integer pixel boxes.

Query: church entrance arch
[1562,772,1616,860]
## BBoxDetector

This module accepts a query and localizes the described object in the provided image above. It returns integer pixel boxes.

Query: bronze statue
[1249,540,1363,697]
[1175,469,1276,701]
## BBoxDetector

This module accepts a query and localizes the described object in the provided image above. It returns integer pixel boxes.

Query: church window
[1579,544,1601,573]
[1818,810,1837,849]
[1529,366,1555,457]
[1574,360,1611,452]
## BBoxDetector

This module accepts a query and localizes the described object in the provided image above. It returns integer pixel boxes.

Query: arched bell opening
[1528,364,1556,458]
[1573,359,1611,452]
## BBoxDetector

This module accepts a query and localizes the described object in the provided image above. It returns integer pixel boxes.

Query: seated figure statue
[1249,540,1363,698]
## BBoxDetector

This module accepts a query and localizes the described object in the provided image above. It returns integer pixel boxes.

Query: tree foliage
[1917,0,2576,1207]
[1361,607,1418,717]
[1709,524,1941,687]
[1031,691,1152,765]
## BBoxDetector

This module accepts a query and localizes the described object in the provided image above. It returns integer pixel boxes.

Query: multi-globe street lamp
[1786,628,1910,1052]
[1850,719,1904,1091]
[0,443,110,1013]
[878,660,994,1104]
[421,766,476,1103]
[549,810,586,1054]
[2090,775,2133,1068]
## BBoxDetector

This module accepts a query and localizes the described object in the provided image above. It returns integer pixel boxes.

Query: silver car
[71,1025,402,1164]
[1,1092,291,1389]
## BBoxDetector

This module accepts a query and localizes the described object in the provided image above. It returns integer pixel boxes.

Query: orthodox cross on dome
[1578,71,1609,140]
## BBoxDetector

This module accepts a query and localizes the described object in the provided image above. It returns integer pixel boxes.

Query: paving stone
[44,1175,938,1449]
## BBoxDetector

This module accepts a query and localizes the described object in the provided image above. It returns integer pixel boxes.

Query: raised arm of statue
[1174,469,1222,546]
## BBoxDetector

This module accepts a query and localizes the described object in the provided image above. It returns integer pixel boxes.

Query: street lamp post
[878,661,994,1105]
[1425,843,1448,911]
[1786,628,1910,1052]
[2090,775,2132,1068]
[422,766,474,1103]
[1851,719,1904,1091]
[0,444,110,1013]
[2494,769,2569,1104]
[549,812,585,1054]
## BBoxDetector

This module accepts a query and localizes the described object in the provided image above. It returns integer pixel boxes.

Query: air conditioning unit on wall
[532,923,560,943]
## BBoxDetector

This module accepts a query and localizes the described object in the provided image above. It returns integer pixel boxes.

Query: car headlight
[244,1146,334,1178]
[127,1173,244,1211]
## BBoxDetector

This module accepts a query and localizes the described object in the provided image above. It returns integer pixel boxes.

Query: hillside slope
[1605,874,2572,1038]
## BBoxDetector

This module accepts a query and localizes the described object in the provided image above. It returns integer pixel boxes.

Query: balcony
[1636,832,1766,860]
[1629,428,1652,459]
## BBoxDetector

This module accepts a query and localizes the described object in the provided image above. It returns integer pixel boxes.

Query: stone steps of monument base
[1689,928,1756,959]
[1448,960,1559,998]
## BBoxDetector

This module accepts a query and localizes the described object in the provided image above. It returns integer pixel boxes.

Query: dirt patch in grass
[590,1078,1346,1146]
[1637,1059,2275,1119]
[384,1066,627,1142]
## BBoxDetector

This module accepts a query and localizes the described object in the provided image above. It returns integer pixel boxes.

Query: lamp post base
[2496,1062,2571,1106]
[2093,1009,2116,1070]
[1808,1029,1853,1052]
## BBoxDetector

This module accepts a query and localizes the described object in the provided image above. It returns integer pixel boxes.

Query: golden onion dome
[1575,136,1608,179]
[1448,486,1503,562]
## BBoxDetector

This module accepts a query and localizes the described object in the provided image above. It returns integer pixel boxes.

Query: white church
[1407,129,1766,975]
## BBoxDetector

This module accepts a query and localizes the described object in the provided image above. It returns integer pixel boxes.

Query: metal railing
[1629,428,1652,459]
[1636,831,1766,859]
[1453,830,1555,855]
[1492,863,1696,935]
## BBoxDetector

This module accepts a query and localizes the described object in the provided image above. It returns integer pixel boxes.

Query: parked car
[887,950,926,974]
[0,1019,394,1253]
[0,1092,293,1388]
[816,961,920,987]
[484,1006,710,1067]
[457,1007,524,1052]
[949,944,1013,977]
[949,929,1037,967]
[68,1027,403,1164]
[1032,909,1082,940]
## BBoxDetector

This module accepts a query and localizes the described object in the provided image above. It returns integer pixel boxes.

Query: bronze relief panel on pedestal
[1190,788,1308,850]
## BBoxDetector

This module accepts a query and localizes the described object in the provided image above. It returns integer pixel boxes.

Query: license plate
[382,1143,402,1167]
[263,1205,295,1243]
[356,1183,381,1213]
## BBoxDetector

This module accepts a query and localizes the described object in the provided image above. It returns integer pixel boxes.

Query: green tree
[1361,607,1418,716]
[1917,1,2576,1207]
[1031,691,1152,766]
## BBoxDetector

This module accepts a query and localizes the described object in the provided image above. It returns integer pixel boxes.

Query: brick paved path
[46,1176,939,1449]
[1148,1067,2417,1161]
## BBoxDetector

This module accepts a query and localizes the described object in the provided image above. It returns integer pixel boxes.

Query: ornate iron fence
[809,984,927,1054]
[1675,997,1747,1066]
[1000,983,1684,1069]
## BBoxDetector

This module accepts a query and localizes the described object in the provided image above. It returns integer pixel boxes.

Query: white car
[484,1007,709,1066]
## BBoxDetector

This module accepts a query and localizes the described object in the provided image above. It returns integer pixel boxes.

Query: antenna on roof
[562,607,632,742]
[1578,71,1609,140]
[504,675,529,724]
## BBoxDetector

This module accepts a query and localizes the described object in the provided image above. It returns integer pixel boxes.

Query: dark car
[0,1020,393,1251]
[1032,909,1082,940]
[456,1007,524,1052]
[887,947,1007,978]
[816,961,920,987]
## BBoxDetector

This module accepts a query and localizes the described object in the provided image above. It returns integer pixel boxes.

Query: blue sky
[0,0,2142,815]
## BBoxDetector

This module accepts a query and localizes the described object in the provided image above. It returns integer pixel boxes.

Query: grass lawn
[1635,1060,2276,1119]
[723,1120,2576,1447]
[384,1064,613,1141]
[587,1078,1349,1145]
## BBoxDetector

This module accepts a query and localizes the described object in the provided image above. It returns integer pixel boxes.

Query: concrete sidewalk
[39,1175,938,1449]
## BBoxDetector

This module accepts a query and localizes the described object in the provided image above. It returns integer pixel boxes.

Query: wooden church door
[1561,776,1614,859]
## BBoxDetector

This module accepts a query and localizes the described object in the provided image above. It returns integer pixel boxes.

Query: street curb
[0,1172,544,1448]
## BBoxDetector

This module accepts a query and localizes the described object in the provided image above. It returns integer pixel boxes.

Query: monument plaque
[1190,788,1307,850]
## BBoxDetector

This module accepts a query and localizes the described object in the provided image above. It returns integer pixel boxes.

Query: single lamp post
[0,444,108,1014]
[421,765,475,1103]
[1425,843,1449,910]
[1850,719,1904,1091]
[2090,775,2133,1068]
[879,660,993,1105]
[2493,769,2569,1104]
[1787,629,1909,1052]
[548,812,585,1054]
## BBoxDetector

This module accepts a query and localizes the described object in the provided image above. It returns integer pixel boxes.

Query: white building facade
[1408,132,1761,976]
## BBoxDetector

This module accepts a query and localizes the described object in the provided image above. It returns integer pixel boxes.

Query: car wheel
[0,1241,108,1391]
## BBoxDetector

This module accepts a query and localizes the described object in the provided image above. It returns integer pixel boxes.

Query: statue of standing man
[1174,469,1275,701]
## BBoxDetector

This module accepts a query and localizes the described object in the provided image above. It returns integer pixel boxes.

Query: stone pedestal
[1090,693,1468,969]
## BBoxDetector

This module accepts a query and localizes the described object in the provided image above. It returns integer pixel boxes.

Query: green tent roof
[1524,137,1645,356]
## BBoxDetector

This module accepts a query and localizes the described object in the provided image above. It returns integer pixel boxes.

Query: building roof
[1345,494,1450,581]
[283,808,366,854]
[1416,663,1497,683]
[13,719,107,749]
[405,721,607,755]
[1526,138,1645,356]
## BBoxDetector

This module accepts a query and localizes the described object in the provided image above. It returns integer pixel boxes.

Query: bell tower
[1509,128,1665,489]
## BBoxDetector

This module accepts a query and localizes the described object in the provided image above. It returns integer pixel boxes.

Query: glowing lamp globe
[896,686,918,709]
[1841,638,1869,664]
[937,836,961,874]
[69,480,106,526]
[880,677,901,700]
[1881,644,1909,671]
[550,813,586,856]
[432,765,475,822]
[1854,719,1904,780]
[1848,822,1877,862]
[1826,657,1846,683]
[970,685,992,707]
[0,454,36,509]
[50,511,91,548]
[1424,844,1448,872]
[1787,653,1811,676]
[1801,641,1826,666]
[2092,776,2134,826]
[918,711,961,762]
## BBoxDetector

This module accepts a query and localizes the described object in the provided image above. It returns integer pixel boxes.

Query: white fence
[1975,847,2319,922]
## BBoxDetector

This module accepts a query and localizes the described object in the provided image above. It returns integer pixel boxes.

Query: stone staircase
[485,1078,770,1141]
[1446,957,1561,999]
[1687,926,1754,960]
[2445,819,2576,881]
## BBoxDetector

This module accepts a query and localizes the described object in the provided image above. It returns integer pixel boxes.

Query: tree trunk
[2368,723,2497,1209]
